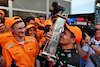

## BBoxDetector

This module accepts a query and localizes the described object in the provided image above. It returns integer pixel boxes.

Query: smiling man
[2,16,39,67]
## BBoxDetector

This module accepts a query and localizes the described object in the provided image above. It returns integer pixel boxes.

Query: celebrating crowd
[0,9,100,67]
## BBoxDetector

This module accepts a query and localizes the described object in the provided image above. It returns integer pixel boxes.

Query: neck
[61,44,75,50]
[14,36,25,44]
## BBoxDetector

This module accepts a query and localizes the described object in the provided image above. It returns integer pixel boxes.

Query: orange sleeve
[38,40,42,46]
[35,39,39,55]
[2,47,12,66]
[39,37,45,46]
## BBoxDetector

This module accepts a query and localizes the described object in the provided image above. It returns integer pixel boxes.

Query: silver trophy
[42,16,66,59]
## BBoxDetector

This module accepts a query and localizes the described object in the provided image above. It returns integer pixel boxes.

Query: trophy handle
[41,51,57,60]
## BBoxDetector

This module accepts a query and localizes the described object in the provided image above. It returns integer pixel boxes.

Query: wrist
[89,42,95,47]
[50,13,53,17]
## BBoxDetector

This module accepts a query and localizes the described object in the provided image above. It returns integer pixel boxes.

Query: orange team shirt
[2,36,39,67]
[38,37,45,46]
[36,29,44,40]
[0,32,13,47]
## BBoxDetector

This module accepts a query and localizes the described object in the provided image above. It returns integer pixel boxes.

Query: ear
[11,28,14,32]
[71,38,76,44]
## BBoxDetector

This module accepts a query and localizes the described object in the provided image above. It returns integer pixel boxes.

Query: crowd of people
[0,9,100,67]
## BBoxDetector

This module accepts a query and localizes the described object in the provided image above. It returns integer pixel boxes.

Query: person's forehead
[29,19,35,22]
[39,17,44,19]
[15,22,25,26]
[64,29,71,34]
[29,27,36,30]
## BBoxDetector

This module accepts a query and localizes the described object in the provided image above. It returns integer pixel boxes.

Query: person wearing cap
[25,16,36,26]
[25,24,40,42]
[38,20,53,47]
[2,16,39,67]
[43,23,82,67]
[26,24,37,37]
[26,16,44,42]
[0,10,11,34]
[0,9,11,66]
[77,23,100,67]
[39,16,45,27]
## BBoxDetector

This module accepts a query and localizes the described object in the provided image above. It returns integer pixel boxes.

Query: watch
[89,42,95,47]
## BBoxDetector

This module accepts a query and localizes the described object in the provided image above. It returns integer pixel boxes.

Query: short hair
[26,17,35,22]
[39,16,44,18]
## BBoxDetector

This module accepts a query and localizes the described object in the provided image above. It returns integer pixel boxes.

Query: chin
[20,34,25,37]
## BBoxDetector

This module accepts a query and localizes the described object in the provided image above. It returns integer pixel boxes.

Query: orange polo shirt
[38,37,45,46]
[3,36,39,67]
[36,29,44,40]
[0,32,13,47]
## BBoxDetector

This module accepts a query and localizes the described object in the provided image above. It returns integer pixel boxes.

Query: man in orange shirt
[0,9,11,66]
[39,16,45,27]
[2,16,39,67]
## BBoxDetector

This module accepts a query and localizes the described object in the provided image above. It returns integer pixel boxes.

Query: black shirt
[53,45,80,67]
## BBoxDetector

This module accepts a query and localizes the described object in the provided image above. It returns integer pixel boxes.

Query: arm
[76,43,87,58]
[89,44,100,56]
[84,33,100,56]
[2,47,12,67]
[0,56,7,66]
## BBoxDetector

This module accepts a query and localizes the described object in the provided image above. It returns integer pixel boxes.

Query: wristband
[50,13,53,17]
[89,42,95,47]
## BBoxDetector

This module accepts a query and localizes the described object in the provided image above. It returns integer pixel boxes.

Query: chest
[8,42,36,57]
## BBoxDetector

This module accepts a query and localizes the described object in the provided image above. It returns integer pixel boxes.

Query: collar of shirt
[12,36,28,46]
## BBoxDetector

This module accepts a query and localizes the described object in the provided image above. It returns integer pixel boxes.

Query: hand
[0,56,7,66]
[44,32,52,44]
[47,55,56,67]
[84,33,91,45]
[0,24,5,32]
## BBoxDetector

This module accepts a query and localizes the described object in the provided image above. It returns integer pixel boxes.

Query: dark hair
[26,17,35,22]
[25,29,30,36]
[39,16,44,18]
[11,21,23,29]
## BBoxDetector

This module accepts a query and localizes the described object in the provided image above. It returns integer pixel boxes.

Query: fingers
[47,55,55,64]
[84,33,91,45]
[0,24,5,31]
[45,32,52,41]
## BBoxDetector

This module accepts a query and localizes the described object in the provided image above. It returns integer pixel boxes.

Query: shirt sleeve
[35,39,39,55]
[2,47,12,66]
[82,42,89,52]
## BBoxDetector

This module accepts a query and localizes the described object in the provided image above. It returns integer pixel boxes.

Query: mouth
[20,32,25,34]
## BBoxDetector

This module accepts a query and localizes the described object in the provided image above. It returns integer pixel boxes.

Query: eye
[18,28,22,29]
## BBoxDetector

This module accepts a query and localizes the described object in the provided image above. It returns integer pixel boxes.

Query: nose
[22,28,26,32]
[61,32,64,37]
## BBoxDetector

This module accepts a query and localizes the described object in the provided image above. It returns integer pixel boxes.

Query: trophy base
[41,51,57,60]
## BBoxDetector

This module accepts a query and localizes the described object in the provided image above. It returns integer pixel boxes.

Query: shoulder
[0,32,12,37]
[25,36,37,42]
[4,25,11,32]
[3,41,14,50]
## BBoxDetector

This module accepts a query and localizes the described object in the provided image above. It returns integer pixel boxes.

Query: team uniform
[53,45,80,67]
[3,36,39,67]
